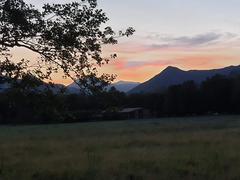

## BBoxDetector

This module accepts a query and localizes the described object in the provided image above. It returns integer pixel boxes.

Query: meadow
[1,116,240,180]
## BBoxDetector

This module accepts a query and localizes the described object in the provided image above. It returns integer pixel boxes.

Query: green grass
[1,116,240,180]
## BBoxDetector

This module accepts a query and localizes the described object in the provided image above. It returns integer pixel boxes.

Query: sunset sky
[22,0,240,84]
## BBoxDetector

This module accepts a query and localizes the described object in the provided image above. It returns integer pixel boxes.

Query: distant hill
[0,79,139,94]
[0,81,65,94]
[67,80,140,93]
[66,82,81,94]
[129,65,240,94]
[108,81,140,93]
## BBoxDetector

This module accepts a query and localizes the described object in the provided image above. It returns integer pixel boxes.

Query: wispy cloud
[164,32,221,45]
[125,60,172,69]
[147,32,238,49]
[110,58,173,71]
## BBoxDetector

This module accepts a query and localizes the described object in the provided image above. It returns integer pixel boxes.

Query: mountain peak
[164,66,182,72]
[159,66,183,76]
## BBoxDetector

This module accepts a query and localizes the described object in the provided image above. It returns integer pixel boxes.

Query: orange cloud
[176,54,239,70]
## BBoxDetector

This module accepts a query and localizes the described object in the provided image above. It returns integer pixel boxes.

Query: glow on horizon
[12,1,240,84]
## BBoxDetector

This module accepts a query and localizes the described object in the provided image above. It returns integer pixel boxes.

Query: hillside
[129,65,240,94]
[107,81,140,92]
[67,80,140,93]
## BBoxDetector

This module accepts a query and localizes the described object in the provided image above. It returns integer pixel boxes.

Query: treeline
[127,75,240,116]
[0,85,126,124]
[0,74,240,124]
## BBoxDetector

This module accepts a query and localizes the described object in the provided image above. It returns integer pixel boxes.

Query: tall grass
[0,116,240,179]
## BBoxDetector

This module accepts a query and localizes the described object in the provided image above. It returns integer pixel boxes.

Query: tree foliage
[0,0,134,92]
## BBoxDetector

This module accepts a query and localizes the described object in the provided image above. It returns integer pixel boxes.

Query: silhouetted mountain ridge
[108,81,140,92]
[67,80,140,93]
[129,65,240,94]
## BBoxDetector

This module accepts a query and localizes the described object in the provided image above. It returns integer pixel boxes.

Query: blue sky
[101,0,240,35]
[23,0,240,83]
[29,0,240,35]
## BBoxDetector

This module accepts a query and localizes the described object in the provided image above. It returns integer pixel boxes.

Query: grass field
[1,116,240,180]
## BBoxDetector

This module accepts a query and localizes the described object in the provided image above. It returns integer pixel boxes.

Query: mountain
[0,79,139,94]
[67,80,140,94]
[0,80,66,94]
[129,65,240,94]
[67,82,81,94]
[108,81,140,93]
[39,83,66,94]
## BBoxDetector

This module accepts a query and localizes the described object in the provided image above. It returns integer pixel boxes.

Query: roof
[119,108,143,113]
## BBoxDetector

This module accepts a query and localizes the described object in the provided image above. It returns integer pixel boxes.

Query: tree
[201,75,233,113]
[0,0,134,92]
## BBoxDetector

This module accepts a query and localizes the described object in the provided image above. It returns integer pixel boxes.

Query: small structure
[118,107,150,119]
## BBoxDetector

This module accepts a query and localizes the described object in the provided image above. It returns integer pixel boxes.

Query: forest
[1,74,240,124]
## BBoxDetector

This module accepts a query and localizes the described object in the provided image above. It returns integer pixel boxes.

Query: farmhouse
[118,107,151,119]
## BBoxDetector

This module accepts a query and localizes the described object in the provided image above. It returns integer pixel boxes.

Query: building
[118,107,151,119]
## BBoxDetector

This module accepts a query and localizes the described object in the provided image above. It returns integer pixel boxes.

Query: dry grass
[1,116,240,179]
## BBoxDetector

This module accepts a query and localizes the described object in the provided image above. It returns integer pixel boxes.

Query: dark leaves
[0,0,134,93]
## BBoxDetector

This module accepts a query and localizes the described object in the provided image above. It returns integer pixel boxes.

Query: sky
[21,0,240,84]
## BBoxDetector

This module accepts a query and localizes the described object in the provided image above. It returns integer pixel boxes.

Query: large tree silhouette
[0,0,134,92]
